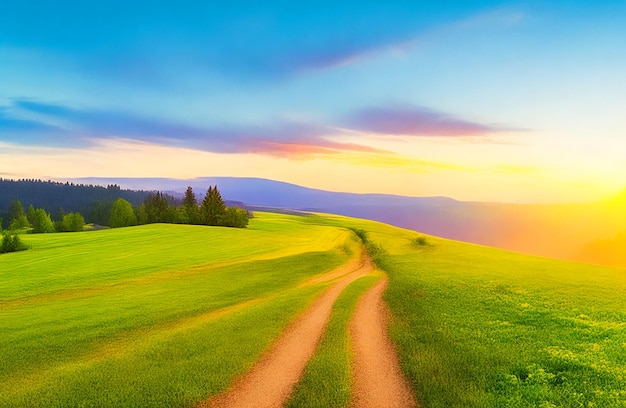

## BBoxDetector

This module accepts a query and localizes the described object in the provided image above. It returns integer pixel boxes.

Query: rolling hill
[68,176,626,269]
[1,211,625,407]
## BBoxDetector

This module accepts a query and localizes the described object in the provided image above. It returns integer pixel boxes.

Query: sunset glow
[1,2,625,202]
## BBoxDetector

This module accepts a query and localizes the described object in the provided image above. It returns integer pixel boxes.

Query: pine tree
[8,200,24,223]
[143,192,173,223]
[200,185,226,226]
[8,200,29,230]
[181,186,199,224]
[27,204,36,226]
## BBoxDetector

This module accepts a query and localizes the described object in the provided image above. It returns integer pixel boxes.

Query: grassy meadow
[316,213,626,407]
[381,240,626,408]
[1,210,625,407]
[0,213,359,407]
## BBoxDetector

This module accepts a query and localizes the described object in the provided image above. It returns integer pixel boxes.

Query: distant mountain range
[66,176,626,269]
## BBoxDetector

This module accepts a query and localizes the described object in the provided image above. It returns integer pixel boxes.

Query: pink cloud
[246,139,389,158]
[345,104,513,137]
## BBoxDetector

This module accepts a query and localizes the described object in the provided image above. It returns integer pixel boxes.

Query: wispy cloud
[6,99,387,158]
[344,104,512,137]
[335,151,477,174]
[0,115,59,133]
[456,7,526,30]
[0,4,529,91]
[0,106,68,146]
[4,98,523,160]
[270,36,417,77]
[270,7,527,78]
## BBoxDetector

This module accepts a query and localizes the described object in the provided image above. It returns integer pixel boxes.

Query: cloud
[8,99,385,158]
[336,151,477,174]
[344,104,512,137]
[242,139,386,158]
[269,37,413,77]
[6,99,523,159]
[0,115,59,133]
[200,33,418,83]
[264,7,527,78]
[456,7,526,30]
[13,99,194,137]
[0,106,70,147]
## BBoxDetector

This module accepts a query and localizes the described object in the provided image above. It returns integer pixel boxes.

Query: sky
[1,1,625,203]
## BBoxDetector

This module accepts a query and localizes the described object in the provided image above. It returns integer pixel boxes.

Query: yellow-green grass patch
[0,212,357,407]
[360,219,626,407]
[304,212,626,406]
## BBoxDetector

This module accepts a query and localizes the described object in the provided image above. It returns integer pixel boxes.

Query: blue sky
[1,1,625,202]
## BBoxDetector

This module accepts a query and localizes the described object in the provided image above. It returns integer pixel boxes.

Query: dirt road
[198,253,417,408]
[200,255,371,408]
[349,278,417,408]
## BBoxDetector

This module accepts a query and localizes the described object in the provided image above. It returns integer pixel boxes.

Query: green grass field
[335,215,626,407]
[1,211,625,407]
[0,213,358,407]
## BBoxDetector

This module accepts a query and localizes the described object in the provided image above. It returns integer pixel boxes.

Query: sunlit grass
[304,212,626,406]
[372,225,626,407]
[0,213,356,407]
[2,210,625,407]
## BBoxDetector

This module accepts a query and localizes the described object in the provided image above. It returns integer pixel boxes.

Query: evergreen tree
[200,185,226,226]
[109,198,137,228]
[183,186,198,208]
[27,204,36,226]
[88,201,113,226]
[8,200,29,230]
[181,186,199,224]
[8,200,24,222]
[143,192,174,223]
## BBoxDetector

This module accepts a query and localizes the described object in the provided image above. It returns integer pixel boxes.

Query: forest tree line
[1,185,248,253]
[108,186,249,228]
[0,178,149,227]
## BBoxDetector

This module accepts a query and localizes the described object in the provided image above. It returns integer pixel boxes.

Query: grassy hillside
[1,211,625,407]
[315,213,626,407]
[0,213,358,407]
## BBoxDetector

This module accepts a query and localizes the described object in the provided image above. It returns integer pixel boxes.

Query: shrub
[57,212,86,232]
[349,228,369,243]
[413,235,431,247]
[220,207,249,228]
[348,227,387,266]
[31,209,55,233]
[1,232,28,254]
[365,241,387,262]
